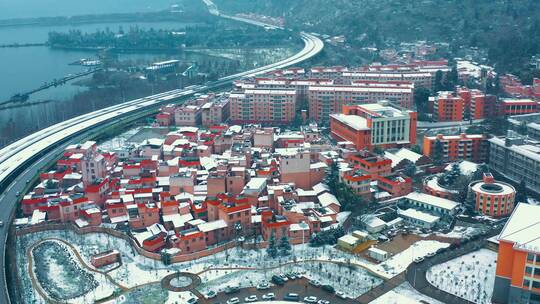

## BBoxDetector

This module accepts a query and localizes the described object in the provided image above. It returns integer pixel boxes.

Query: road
[0,1,323,303]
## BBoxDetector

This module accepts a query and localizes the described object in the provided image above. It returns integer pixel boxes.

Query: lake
[0,21,199,101]
[0,0,175,20]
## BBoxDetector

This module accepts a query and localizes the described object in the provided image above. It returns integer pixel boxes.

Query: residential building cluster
[156,93,230,127]
[500,74,540,100]
[428,86,539,123]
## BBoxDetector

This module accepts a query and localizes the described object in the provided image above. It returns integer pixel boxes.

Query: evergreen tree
[434,70,444,92]
[278,235,291,256]
[432,139,445,166]
[403,160,417,177]
[516,180,528,203]
[266,232,278,258]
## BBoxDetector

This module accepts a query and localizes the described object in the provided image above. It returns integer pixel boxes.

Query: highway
[0,1,323,302]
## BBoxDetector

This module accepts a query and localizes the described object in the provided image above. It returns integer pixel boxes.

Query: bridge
[1,68,101,105]
[0,1,323,303]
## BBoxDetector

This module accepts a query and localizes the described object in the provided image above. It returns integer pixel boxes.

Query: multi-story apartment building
[430,91,464,122]
[330,102,417,151]
[308,82,414,122]
[457,87,498,120]
[229,89,297,124]
[488,136,540,193]
[493,203,540,304]
[423,133,488,163]
[175,105,202,127]
[201,97,230,127]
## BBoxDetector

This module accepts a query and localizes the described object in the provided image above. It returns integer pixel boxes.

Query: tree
[414,87,431,115]
[448,65,459,89]
[434,70,444,92]
[516,180,528,203]
[278,235,291,256]
[432,139,445,166]
[410,144,422,154]
[403,160,417,177]
[266,232,278,258]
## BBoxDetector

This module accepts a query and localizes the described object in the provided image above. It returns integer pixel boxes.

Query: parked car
[262,293,276,300]
[0,221,3,227]
[279,274,289,282]
[414,257,424,264]
[244,295,258,302]
[317,300,330,304]
[303,296,318,303]
[205,290,216,299]
[224,286,240,294]
[308,279,321,287]
[187,297,198,304]
[321,285,335,293]
[226,297,240,304]
[284,293,300,301]
[257,282,270,290]
[336,291,347,299]
[272,275,285,285]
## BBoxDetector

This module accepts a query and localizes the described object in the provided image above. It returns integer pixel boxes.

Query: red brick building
[330,102,417,151]
[499,99,538,116]
[430,91,464,122]
[423,133,488,163]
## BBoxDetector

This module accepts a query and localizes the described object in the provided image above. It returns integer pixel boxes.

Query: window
[528,253,536,262]
[526,266,533,274]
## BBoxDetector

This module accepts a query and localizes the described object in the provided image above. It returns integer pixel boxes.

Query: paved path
[405,234,498,304]
[162,272,201,292]
[356,273,406,303]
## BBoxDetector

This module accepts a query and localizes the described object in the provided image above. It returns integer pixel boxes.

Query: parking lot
[199,277,358,304]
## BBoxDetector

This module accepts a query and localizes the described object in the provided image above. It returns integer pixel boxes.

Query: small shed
[368,247,389,262]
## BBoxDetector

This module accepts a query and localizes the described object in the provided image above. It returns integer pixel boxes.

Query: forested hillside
[215,0,540,73]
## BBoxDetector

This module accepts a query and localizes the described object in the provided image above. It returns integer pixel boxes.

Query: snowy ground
[371,240,450,278]
[98,127,141,151]
[369,282,444,304]
[17,228,450,303]
[426,248,497,304]
[435,225,485,239]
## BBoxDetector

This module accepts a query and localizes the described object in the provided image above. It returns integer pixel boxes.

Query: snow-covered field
[426,248,497,304]
[372,240,450,277]
[369,282,444,304]
[436,225,485,239]
[17,228,450,303]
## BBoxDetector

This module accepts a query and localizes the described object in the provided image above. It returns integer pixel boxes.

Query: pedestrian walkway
[405,239,487,304]
[355,273,405,303]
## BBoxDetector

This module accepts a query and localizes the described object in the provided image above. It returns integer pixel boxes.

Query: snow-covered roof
[162,213,193,228]
[290,223,310,232]
[330,114,369,131]
[110,215,129,223]
[312,183,330,195]
[30,210,46,225]
[368,247,388,255]
[338,234,358,245]
[399,208,439,224]
[318,192,341,207]
[363,216,386,228]
[444,161,479,176]
[405,192,459,211]
[198,219,228,232]
[384,148,422,167]
[499,203,540,253]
